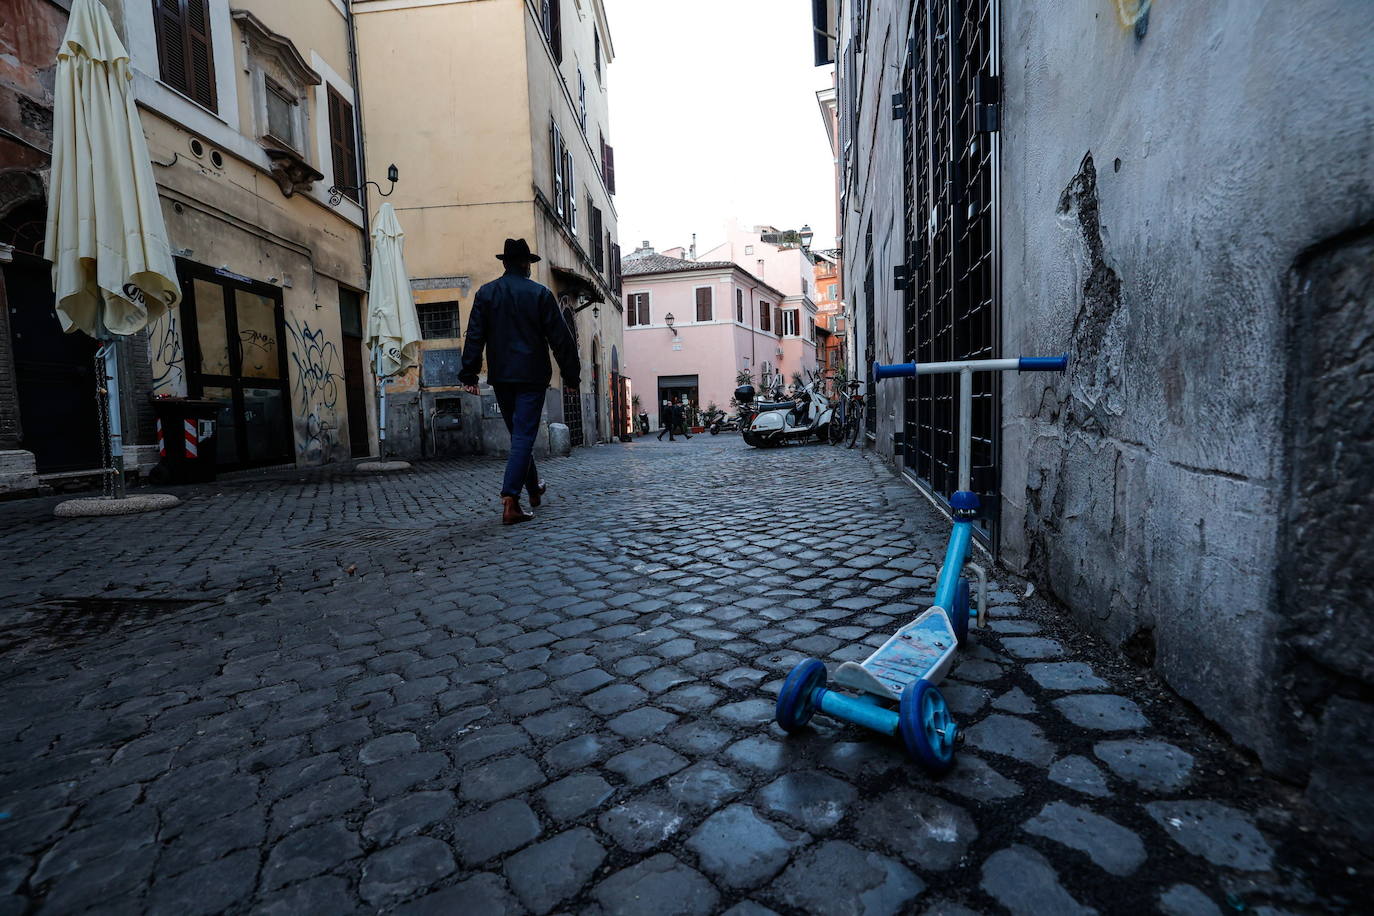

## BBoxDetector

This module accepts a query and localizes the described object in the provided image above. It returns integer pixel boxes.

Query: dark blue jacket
[459,272,581,388]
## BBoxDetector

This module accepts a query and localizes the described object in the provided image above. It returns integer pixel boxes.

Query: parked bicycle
[828,378,865,448]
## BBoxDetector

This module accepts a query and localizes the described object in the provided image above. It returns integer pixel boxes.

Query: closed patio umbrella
[365,202,421,455]
[44,0,181,510]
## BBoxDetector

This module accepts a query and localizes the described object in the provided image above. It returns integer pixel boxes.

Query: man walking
[674,398,693,440]
[657,398,676,441]
[460,238,580,524]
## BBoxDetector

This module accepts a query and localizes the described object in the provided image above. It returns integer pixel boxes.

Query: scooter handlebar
[1017,355,1069,372]
[872,354,1069,381]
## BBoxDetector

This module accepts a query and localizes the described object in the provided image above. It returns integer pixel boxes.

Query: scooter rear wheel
[900,679,956,773]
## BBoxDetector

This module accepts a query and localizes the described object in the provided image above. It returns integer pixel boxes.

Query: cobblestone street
[0,437,1363,915]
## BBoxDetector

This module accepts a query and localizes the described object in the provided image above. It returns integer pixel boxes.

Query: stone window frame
[232,10,322,162]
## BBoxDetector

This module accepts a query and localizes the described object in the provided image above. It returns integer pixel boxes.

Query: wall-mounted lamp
[328,163,399,207]
[665,312,675,333]
[799,224,814,249]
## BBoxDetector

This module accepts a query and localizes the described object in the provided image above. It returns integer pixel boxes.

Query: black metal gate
[899,0,1000,542]
[563,389,584,447]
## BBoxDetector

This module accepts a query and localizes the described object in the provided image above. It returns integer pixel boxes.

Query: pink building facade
[620,250,802,425]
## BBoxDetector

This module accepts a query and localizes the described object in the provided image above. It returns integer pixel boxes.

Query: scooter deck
[833,607,958,701]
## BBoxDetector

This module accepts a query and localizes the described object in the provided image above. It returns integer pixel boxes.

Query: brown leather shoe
[529,481,547,508]
[502,495,533,525]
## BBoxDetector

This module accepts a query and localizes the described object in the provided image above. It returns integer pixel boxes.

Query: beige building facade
[353,0,624,449]
[1,0,376,490]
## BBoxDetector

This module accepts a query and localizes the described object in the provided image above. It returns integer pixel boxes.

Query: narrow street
[0,438,1361,915]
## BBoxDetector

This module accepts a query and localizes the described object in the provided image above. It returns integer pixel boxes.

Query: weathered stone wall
[998,0,1374,784]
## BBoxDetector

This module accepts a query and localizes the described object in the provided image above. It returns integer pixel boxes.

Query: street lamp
[665,312,675,333]
[799,224,814,249]
[328,163,399,207]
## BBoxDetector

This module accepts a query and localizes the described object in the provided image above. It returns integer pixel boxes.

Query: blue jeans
[493,384,544,498]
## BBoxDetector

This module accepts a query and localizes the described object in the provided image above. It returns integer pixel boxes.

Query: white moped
[740,373,834,448]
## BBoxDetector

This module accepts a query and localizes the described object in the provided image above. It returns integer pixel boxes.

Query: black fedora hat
[496,238,541,263]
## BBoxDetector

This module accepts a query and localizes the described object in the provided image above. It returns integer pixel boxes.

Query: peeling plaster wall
[999,0,1374,778]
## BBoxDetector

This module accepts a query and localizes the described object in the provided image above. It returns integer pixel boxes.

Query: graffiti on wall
[285,317,348,465]
[148,309,186,396]
[1114,0,1150,40]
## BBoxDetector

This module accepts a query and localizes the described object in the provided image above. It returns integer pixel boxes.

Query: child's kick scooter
[772,354,1069,772]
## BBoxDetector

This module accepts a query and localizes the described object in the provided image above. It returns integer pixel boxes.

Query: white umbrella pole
[375,348,387,456]
[98,340,125,499]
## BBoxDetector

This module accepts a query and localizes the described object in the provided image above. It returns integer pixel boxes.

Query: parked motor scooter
[739,373,833,448]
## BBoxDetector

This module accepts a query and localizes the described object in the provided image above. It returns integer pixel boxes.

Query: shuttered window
[695,287,713,322]
[153,0,217,112]
[759,300,771,332]
[578,70,588,135]
[782,309,800,336]
[736,288,744,323]
[551,123,565,221]
[775,306,783,336]
[627,293,650,327]
[610,242,622,294]
[590,204,604,276]
[541,0,562,63]
[602,139,616,195]
[328,87,359,202]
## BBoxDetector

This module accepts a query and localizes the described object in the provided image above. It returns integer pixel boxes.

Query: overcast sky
[602,0,837,255]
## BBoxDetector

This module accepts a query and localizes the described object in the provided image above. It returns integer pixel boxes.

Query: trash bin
[150,398,223,484]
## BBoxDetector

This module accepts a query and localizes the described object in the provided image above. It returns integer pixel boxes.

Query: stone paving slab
[0,439,1365,914]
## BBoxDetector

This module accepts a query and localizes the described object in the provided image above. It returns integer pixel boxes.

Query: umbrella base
[54,493,181,518]
[356,461,411,473]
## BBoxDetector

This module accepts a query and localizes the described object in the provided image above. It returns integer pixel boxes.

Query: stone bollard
[548,423,572,457]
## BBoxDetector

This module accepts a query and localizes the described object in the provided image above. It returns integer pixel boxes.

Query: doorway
[339,287,369,457]
[657,374,699,429]
[177,261,293,469]
[4,250,102,473]
[590,342,602,443]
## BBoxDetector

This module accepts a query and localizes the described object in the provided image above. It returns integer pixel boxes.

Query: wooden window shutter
[550,0,562,63]
[153,0,189,96]
[183,0,217,110]
[759,301,770,331]
[605,144,615,195]
[154,0,216,111]
[696,287,712,322]
[551,123,564,220]
[328,88,359,201]
[736,288,744,322]
[610,243,622,294]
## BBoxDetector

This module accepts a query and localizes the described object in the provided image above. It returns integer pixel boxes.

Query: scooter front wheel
[776,659,827,732]
[952,577,971,645]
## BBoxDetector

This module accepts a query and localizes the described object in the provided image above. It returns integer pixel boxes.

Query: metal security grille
[417,301,461,340]
[899,0,1001,541]
[563,389,584,447]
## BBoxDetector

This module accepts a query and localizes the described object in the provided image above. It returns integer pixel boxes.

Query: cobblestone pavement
[0,436,1364,914]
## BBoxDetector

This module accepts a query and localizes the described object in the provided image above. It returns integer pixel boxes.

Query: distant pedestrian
[460,238,580,525]
[657,398,677,441]
[672,398,693,440]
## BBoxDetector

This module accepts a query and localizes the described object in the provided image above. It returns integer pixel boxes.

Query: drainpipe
[346,3,382,455]
[345,5,372,277]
